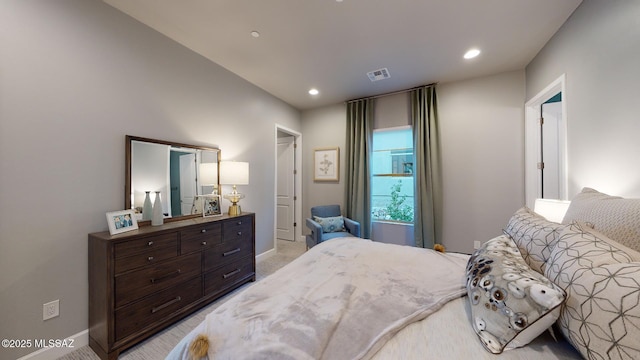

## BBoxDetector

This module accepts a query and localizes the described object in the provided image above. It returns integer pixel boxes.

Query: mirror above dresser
[125,135,220,224]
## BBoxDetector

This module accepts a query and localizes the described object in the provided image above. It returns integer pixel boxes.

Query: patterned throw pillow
[313,216,345,233]
[544,222,640,359]
[466,235,566,354]
[562,187,640,252]
[504,207,568,274]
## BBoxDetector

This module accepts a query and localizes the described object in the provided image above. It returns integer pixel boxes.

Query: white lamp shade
[220,161,249,185]
[533,198,571,223]
[199,163,218,186]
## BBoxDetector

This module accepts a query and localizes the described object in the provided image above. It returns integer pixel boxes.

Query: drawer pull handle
[151,296,182,314]
[148,241,154,246]
[223,248,241,257]
[150,269,181,284]
[201,241,207,246]
[237,231,242,236]
[237,221,242,225]
[148,256,154,261]
[223,269,241,279]
[201,229,207,233]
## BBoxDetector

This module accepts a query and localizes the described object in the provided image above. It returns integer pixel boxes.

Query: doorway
[274,125,303,249]
[277,135,295,241]
[541,93,562,199]
[524,75,568,207]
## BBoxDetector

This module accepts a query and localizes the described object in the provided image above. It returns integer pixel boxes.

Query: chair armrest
[306,218,324,246]
[343,218,361,237]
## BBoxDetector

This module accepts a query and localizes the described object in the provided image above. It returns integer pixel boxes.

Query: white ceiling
[103,0,582,110]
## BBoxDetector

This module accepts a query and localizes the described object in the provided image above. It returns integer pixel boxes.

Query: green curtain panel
[410,86,442,248]
[345,99,373,239]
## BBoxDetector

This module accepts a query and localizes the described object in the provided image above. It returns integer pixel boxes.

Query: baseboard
[16,329,89,360]
[255,247,276,263]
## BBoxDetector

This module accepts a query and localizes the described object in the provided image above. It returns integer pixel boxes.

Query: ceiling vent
[367,68,390,82]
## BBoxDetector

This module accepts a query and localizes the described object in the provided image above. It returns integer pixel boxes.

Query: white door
[277,136,295,241]
[541,101,562,199]
[179,153,197,215]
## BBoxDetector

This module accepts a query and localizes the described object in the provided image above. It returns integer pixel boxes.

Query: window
[371,126,414,223]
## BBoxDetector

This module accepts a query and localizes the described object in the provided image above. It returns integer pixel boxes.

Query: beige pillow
[562,187,640,251]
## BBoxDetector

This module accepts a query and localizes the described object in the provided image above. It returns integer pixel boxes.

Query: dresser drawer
[203,234,253,272]
[223,217,253,244]
[115,245,177,274]
[114,233,177,258]
[204,256,254,296]
[181,223,222,254]
[115,253,201,308]
[114,277,202,341]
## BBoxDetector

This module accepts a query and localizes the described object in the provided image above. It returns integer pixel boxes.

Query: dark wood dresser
[88,213,255,360]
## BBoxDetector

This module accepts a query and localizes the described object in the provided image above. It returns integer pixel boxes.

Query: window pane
[371,127,414,223]
[371,176,414,222]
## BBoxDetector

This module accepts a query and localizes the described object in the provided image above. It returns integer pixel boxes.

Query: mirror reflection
[126,136,220,221]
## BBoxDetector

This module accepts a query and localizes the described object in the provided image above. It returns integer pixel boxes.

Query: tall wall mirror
[125,135,221,223]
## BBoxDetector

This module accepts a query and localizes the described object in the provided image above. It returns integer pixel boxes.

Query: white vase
[142,191,152,221]
[152,191,164,226]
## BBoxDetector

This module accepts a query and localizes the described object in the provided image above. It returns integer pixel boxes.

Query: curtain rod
[345,82,437,104]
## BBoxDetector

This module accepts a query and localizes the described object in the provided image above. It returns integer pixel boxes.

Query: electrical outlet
[473,241,481,249]
[43,300,59,320]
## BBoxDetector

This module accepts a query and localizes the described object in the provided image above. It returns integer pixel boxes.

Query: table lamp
[220,161,249,216]
[199,162,218,195]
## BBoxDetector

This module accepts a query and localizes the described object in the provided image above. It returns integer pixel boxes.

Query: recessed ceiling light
[464,48,481,59]
[250,31,260,38]
[308,88,319,96]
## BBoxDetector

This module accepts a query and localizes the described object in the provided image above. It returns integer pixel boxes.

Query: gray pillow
[466,235,565,354]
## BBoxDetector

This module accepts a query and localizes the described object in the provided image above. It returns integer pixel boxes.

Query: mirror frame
[125,135,221,225]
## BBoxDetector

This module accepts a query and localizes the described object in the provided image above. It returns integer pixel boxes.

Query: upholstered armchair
[305,205,361,249]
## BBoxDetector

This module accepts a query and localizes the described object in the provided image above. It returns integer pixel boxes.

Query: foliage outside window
[371,127,414,223]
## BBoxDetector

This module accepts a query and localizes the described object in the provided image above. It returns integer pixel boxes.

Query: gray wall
[301,104,348,219]
[439,71,526,253]
[526,0,640,198]
[301,70,526,253]
[0,0,300,358]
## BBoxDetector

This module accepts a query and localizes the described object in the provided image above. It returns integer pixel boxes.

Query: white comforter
[166,238,469,360]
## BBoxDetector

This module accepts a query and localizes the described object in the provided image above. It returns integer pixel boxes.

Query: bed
[167,188,640,360]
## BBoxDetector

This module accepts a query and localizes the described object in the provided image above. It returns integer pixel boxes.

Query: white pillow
[562,187,640,251]
[504,207,568,274]
[544,222,640,359]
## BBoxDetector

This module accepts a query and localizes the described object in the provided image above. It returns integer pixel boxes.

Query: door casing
[524,74,568,208]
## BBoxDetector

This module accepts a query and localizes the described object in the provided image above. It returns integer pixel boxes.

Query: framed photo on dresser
[106,209,139,235]
[202,195,222,217]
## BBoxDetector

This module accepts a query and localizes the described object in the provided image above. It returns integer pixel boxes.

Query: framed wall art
[106,209,139,235]
[314,147,339,181]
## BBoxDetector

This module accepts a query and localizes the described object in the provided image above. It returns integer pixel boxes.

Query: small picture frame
[314,147,340,181]
[106,209,139,235]
[202,195,222,217]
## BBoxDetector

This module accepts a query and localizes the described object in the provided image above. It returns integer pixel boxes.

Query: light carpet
[58,240,306,360]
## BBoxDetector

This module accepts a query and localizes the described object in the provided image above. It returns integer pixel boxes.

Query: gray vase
[142,191,152,221]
